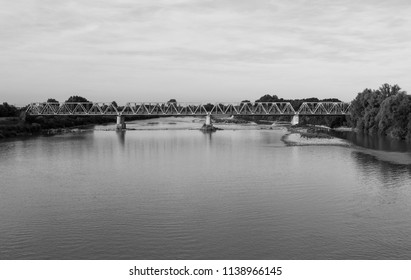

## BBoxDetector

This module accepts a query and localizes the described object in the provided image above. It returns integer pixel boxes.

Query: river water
[1,117,411,259]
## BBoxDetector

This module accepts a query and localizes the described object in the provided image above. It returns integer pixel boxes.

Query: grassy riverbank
[0,115,157,139]
[0,118,42,138]
[0,118,95,139]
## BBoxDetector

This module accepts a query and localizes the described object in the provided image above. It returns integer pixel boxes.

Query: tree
[0,103,8,117]
[63,95,91,112]
[378,83,404,99]
[203,103,214,111]
[0,102,18,117]
[65,95,89,103]
[47,98,59,103]
[349,83,411,139]
[407,113,411,140]
[376,93,411,138]
[255,94,279,102]
[322,98,341,102]
[350,88,382,131]
[46,98,60,112]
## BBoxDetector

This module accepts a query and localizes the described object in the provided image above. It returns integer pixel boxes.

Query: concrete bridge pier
[291,114,299,125]
[201,113,216,132]
[205,113,212,126]
[116,115,126,130]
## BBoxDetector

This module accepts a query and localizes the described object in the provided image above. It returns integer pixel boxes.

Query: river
[1,117,411,259]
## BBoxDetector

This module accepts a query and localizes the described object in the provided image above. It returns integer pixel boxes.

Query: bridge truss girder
[26,102,351,116]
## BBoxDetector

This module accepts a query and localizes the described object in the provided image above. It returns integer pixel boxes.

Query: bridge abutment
[291,114,299,125]
[116,115,126,130]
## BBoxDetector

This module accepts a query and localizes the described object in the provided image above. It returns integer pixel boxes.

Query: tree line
[350,83,411,140]
[253,94,341,109]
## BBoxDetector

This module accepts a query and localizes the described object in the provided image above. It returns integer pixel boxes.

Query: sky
[1,0,411,105]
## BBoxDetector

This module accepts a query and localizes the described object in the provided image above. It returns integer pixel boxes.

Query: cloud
[1,0,411,103]
[3,0,411,62]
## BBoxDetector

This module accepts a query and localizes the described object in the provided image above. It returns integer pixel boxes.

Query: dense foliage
[255,94,341,110]
[47,98,59,103]
[65,96,89,103]
[0,102,19,117]
[0,103,28,138]
[350,84,411,140]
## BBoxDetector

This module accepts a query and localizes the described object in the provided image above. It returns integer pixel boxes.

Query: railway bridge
[26,102,351,130]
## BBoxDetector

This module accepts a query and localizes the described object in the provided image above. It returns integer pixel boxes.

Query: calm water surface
[1,118,411,259]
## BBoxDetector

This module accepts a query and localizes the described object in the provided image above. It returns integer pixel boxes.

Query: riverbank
[0,115,159,139]
[0,118,42,139]
[0,122,93,139]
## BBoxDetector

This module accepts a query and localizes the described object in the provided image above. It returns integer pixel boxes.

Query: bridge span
[26,102,351,129]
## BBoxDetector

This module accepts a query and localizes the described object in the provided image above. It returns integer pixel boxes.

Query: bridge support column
[116,115,126,130]
[291,114,299,125]
[201,113,216,132]
[205,113,212,126]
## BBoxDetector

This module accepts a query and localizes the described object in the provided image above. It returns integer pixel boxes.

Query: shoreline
[352,146,411,165]
[281,125,351,147]
[281,132,351,147]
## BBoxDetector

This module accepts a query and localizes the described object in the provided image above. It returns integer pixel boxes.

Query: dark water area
[331,130,411,153]
[1,119,411,259]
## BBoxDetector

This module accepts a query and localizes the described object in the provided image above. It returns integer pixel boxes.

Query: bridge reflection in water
[26,102,351,129]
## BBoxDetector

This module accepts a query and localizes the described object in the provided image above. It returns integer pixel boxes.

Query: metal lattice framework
[26,102,351,116]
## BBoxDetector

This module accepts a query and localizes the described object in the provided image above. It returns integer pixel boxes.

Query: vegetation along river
[1,117,411,259]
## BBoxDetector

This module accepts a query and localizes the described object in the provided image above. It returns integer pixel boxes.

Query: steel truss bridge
[26,102,351,129]
[26,102,351,117]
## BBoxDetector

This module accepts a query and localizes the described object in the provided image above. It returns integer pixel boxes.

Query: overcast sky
[1,0,411,105]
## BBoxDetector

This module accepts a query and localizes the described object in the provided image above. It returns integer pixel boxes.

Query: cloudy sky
[1,0,411,105]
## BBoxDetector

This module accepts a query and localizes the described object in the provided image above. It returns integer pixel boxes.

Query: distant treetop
[254,94,341,103]
[255,94,279,102]
[47,98,59,103]
[65,96,89,103]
